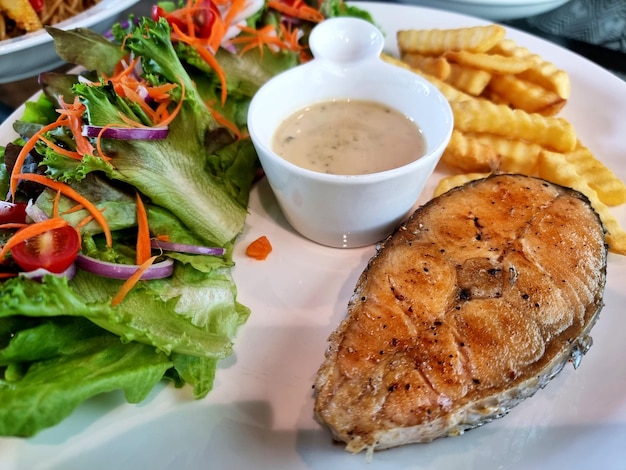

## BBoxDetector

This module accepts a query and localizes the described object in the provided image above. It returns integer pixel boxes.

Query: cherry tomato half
[11,225,80,274]
[0,202,27,224]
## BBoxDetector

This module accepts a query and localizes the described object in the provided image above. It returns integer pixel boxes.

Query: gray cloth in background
[506,0,626,81]
[526,0,626,52]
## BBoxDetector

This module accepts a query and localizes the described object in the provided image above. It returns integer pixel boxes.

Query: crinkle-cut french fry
[446,63,492,96]
[563,145,626,206]
[518,65,570,101]
[490,38,570,99]
[537,150,626,255]
[401,52,451,80]
[480,87,512,106]
[441,130,500,172]
[397,25,506,56]
[0,0,42,32]
[486,74,566,116]
[469,132,544,175]
[444,50,538,75]
[433,172,491,197]
[381,53,473,103]
[489,38,532,57]
[450,99,577,153]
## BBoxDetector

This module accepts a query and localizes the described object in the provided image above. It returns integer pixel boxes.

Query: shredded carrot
[153,80,185,127]
[97,55,181,128]
[122,85,160,123]
[62,203,85,215]
[13,173,112,247]
[267,0,324,23]
[105,80,182,129]
[57,96,95,156]
[76,214,94,231]
[231,24,284,57]
[116,0,248,108]
[207,11,226,53]
[230,22,305,58]
[113,55,140,82]
[153,100,171,122]
[154,234,171,242]
[117,112,151,128]
[147,82,179,101]
[279,23,304,53]
[98,56,142,96]
[245,235,272,260]
[222,0,247,28]
[52,190,61,218]
[9,95,111,200]
[171,23,228,105]
[171,0,237,53]
[135,193,152,265]
[111,255,158,306]
[0,273,17,279]
[208,104,242,139]
[93,125,116,162]
[39,135,83,161]
[0,217,69,261]
[0,223,29,230]
[9,118,71,198]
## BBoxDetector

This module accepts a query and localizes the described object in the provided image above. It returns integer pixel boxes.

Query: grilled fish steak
[313,174,607,454]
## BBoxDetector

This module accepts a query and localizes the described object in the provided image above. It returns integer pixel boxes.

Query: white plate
[391,0,571,20]
[0,0,140,84]
[1,2,626,469]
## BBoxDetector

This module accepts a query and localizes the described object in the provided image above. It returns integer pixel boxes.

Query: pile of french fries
[382,24,626,255]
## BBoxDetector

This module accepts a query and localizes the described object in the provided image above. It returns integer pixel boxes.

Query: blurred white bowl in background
[392,0,571,20]
[0,0,140,83]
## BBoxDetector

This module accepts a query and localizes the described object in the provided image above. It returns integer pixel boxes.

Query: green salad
[0,0,373,437]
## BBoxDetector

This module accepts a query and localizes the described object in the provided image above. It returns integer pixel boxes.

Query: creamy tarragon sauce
[272,99,426,175]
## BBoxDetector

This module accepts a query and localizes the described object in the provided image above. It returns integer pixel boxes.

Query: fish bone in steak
[313,174,607,454]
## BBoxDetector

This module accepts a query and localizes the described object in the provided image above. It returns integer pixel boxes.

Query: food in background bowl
[0,0,100,40]
[0,0,139,83]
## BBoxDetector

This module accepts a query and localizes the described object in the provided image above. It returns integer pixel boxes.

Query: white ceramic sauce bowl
[247,17,453,248]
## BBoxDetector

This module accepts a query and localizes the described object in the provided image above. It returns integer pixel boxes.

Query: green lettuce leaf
[0,270,235,359]
[0,320,172,437]
[46,26,127,75]
[0,253,248,436]
[44,18,260,246]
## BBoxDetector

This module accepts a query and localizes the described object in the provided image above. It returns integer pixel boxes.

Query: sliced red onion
[103,18,140,40]
[82,125,169,140]
[25,199,49,223]
[220,41,238,54]
[136,84,150,102]
[75,254,174,280]
[19,263,77,281]
[150,240,226,256]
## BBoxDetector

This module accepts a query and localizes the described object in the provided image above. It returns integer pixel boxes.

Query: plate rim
[0,2,625,468]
